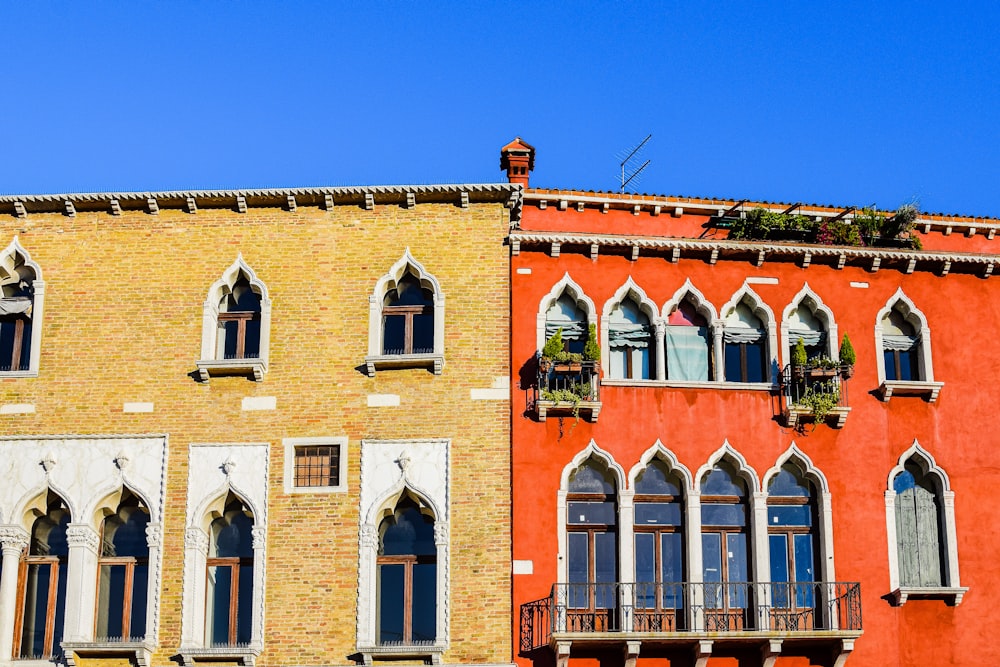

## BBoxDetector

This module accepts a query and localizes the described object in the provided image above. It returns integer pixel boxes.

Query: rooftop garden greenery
[726,204,922,250]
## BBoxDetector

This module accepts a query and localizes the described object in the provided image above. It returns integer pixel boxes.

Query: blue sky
[2,3,998,217]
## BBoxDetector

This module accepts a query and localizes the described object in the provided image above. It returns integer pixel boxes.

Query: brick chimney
[500,137,535,187]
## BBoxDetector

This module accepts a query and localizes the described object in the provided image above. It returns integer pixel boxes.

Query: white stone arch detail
[695,442,767,583]
[780,283,839,367]
[719,284,779,384]
[15,483,74,533]
[874,287,935,383]
[884,440,963,601]
[0,237,45,376]
[601,278,660,378]
[364,481,443,529]
[763,444,836,583]
[366,248,445,374]
[628,440,694,493]
[536,273,598,352]
[197,255,272,381]
[557,441,625,584]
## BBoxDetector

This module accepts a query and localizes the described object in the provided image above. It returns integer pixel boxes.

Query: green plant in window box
[807,355,840,379]
[540,382,593,420]
[582,322,601,371]
[839,333,856,379]
[794,383,841,422]
[791,338,807,379]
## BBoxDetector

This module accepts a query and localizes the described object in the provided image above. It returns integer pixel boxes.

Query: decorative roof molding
[510,231,1000,277]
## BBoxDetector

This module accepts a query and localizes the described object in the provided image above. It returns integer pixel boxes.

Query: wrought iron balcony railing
[520,581,861,652]
[532,355,601,422]
[779,363,851,427]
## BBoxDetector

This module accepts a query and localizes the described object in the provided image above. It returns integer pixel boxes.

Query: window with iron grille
[283,437,348,494]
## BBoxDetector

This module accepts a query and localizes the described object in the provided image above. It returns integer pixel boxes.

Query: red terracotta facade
[507,141,999,667]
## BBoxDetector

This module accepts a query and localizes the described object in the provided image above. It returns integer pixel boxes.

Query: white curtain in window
[608,323,650,348]
[545,320,585,340]
[666,326,710,381]
[723,328,764,344]
[883,334,919,351]
[788,328,825,348]
[0,297,31,317]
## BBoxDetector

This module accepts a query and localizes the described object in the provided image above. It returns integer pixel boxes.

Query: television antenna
[617,134,652,193]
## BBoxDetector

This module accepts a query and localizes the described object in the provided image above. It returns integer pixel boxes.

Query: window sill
[878,380,944,402]
[63,640,155,667]
[195,358,267,382]
[355,644,446,665]
[601,379,777,391]
[0,370,38,379]
[177,645,261,667]
[365,353,443,377]
[785,405,851,429]
[535,399,601,422]
[890,586,968,606]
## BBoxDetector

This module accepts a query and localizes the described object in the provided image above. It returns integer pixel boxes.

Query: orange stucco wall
[511,198,1000,667]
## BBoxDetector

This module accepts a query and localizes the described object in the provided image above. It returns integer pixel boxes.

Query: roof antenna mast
[618,134,652,194]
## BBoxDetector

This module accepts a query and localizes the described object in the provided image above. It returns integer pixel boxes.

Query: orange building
[504,138,997,667]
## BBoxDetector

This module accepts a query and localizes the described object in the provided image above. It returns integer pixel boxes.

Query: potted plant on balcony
[807,356,840,379]
[839,333,856,379]
[582,323,601,371]
[795,382,841,423]
[791,338,807,380]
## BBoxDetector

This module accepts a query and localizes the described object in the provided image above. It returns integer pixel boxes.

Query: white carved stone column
[356,523,378,648]
[250,527,266,647]
[751,492,771,627]
[64,524,101,642]
[181,528,209,648]
[0,527,29,661]
[617,490,636,631]
[711,321,725,382]
[654,321,666,381]
[685,494,704,631]
[433,523,449,645]
[144,523,162,642]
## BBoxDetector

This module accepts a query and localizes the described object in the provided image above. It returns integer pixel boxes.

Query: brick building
[0,184,517,667]
[505,139,998,667]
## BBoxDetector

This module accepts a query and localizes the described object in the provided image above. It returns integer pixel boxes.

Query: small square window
[283,437,348,494]
[294,445,340,488]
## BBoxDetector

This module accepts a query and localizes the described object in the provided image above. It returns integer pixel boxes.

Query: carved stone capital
[251,527,267,550]
[433,523,448,546]
[185,527,209,553]
[0,526,30,553]
[360,523,378,550]
[66,524,101,552]
[145,522,162,548]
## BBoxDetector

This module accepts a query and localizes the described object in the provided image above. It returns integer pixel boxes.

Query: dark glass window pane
[567,533,589,608]
[635,463,681,495]
[243,318,261,358]
[727,533,748,608]
[893,469,916,493]
[237,564,253,644]
[635,502,681,526]
[381,507,436,556]
[745,342,765,382]
[567,501,616,525]
[208,566,233,645]
[411,563,437,642]
[412,313,434,354]
[794,534,815,606]
[106,508,150,558]
[769,535,789,583]
[768,468,811,497]
[594,532,617,608]
[768,505,812,526]
[19,319,31,369]
[635,534,655,584]
[884,350,898,381]
[0,319,16,371]
[383,315,406,355]
[724,344,742,382]
[131,564,148,638]
[701,463,746,496]
[901,349,917,381]
[661,533,684,609]
[378,564,405,643]
[702,534,722,583]
[568,464,616,494]
[222,320,241,359]
[214,513,253,558]
[702,503,746,527]
[21,563,50,658]
[97,564,126,639]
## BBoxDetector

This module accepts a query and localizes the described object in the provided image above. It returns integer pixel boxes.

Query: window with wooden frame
[723,302,768,383]
[893,462,945,588]
[96,491,150,641]
[15,493,70,660]
[767,465,819,629]
[633,460,684,631]
[0,245,37,374]
[217,277,262,361]
[377,496,437,646]
[607,297,653,380]
[665,299,712,382]
[294,445,340,489]
[206,495,254,647]
[700,462,750,630]
[565,460,618,628]
[382,273,434,356]
[881,306,921,381]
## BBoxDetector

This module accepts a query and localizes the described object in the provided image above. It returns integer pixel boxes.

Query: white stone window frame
[0,237,45,378]
[365,249,445,377]
[536,272,598,353]
[0,435,167,667]
[357,439,450,662]
[179,443,269,665]
[196,255,272,382]
[282,436,348,494]
[884,440,966,606]
[874,288,944,402]
[719,284,780,387]
[779,283,839,367]
[656,278,721,385]
[600,278,661,382]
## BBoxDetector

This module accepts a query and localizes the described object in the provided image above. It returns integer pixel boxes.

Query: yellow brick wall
[1,201,512,666]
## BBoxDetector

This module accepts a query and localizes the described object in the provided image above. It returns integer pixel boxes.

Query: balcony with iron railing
[532,355,601,422]
[521,582,861,666]
[780,363,852,428]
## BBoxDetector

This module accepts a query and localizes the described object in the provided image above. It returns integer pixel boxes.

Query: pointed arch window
[767,465,819,626]
[665,299,711,382]
[881,306,920,381]
[97,491,150,641]
[546,295,588,356]
[876,293,942,401]
[566,460,618,625]
[197,258,272,382]
[723,301,768,383]
[366,251,445,376]
[787,303,830,361]
[15,493,70,660]
[206,494,254,646]
[633,460,684,630]
[0,239,44,377]
[607,297,652,380]
[700,462,750,629]
[377,496,437,646]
